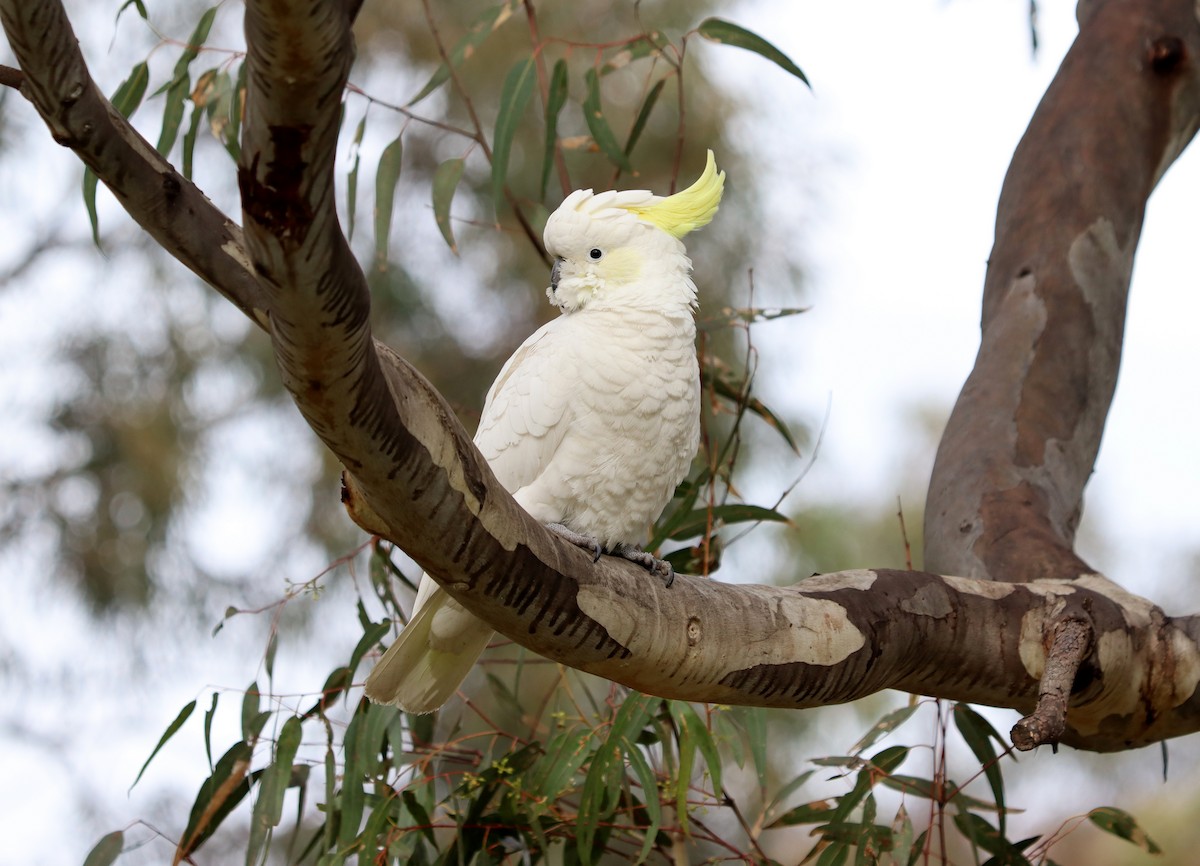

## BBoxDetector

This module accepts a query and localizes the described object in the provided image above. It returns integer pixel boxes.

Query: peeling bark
[925,0,1200,582]
[6,0,1200,752]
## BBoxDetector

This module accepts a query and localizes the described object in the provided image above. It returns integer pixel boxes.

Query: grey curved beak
[550,258,562,293]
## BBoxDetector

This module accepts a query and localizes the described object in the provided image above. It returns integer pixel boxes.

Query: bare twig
[522,0,571,197]
[1011,618,1092,750]
[0,63,23,89]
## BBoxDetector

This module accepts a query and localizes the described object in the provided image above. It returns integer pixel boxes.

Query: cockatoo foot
[547,523,603,562]
[612,543,675,588]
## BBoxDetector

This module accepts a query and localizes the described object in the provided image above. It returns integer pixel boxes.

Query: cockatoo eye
[588,248,603,260]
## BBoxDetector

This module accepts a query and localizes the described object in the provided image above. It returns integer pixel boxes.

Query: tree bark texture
[5,0,1200,752]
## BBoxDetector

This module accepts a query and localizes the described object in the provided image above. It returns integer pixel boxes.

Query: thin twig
[0,63,24,90]
[522,0,571,196]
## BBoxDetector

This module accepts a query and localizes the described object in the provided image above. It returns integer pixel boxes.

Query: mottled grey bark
[925,0,1200,583]
[6,0,1200,752]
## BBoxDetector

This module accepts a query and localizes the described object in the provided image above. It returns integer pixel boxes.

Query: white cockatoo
[364,152,725,713]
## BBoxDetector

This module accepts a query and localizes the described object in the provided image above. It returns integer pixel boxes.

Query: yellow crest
[624,151,725,238]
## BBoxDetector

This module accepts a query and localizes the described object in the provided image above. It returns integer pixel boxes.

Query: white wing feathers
[364,320,574,713]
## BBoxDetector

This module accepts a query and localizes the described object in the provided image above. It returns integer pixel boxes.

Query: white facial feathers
[543,189,693,313]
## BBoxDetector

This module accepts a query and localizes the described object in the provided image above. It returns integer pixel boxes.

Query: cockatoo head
[542,151,724,313]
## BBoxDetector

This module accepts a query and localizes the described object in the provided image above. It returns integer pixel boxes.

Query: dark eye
[588,248,603,260]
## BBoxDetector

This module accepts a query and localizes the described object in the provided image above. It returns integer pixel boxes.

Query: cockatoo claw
[613,543,675,589]
[547,523,603,562]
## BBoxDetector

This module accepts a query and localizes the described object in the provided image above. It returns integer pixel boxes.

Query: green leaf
[241,681,261,742]
[431,157,466,252]
[111,61,149,119]
[850,704,919,755]
[768,798,836,828]
[1087,806,1161,854]
[814,841,850,866]
[666,503,790,541]
[673,702,723,798]
[203,691,218,772]
[82,169,101,247]
[261,717,303,826]
[891,804,914,866]
[491,57,536,214]
[539,59,568,199]
[338,710,366,848]
[699,305,811,330]
[346,114,367,242]
[130,699,196,792]
[624,738,662,863]
[697,18,810,86]
[373,135,404,266]
[583,69,633,172]
[954,703,1008,834]
[82,831,124,866]
[179,741,253,859]
[407,0,521,106]
[402,789,436,845]
[182,90,205,180]
[264,630,279,680]
[762,768,815,824]
[953,812,1033,861]
[116,0,147,22]
[157,78,189,155]
[349,619,392,673]
[733,705,768,791]
[624,78,664,159]
[154,7,219,153]
[700,356,804,455]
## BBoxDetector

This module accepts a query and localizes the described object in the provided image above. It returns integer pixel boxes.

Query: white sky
[3,0,1200,862]
[725,0,1200,607]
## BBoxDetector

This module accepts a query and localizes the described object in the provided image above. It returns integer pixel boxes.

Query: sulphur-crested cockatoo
[364,152,725,713]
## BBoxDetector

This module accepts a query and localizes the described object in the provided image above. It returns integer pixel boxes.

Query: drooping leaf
[203,692,218,772]
[624,740,662,863]
[260,716,302,827]
[155,7,218,153]
[431,157,466,252]
[491,57,536,214]
[407,0,522,106]
[373,135,404,266]
[83,831,124,866]
[624,78,665,159]
[241,681,261,742]
[348,619,392,673]
[130,700,196,792]
[338,709,366,848]
[701,356,803,454]
[697,18,810,87]
[539,59,568,199]
[177,741,253,862]
[83,169,101,247]
[115,0,147,22]
[583,69,633,172]
[111,61,150,118]
[1087,806,1161,854]
[768,798,836,828]
[656,501,787,547]
[850,703,919,755]
[954,703,1009,834]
